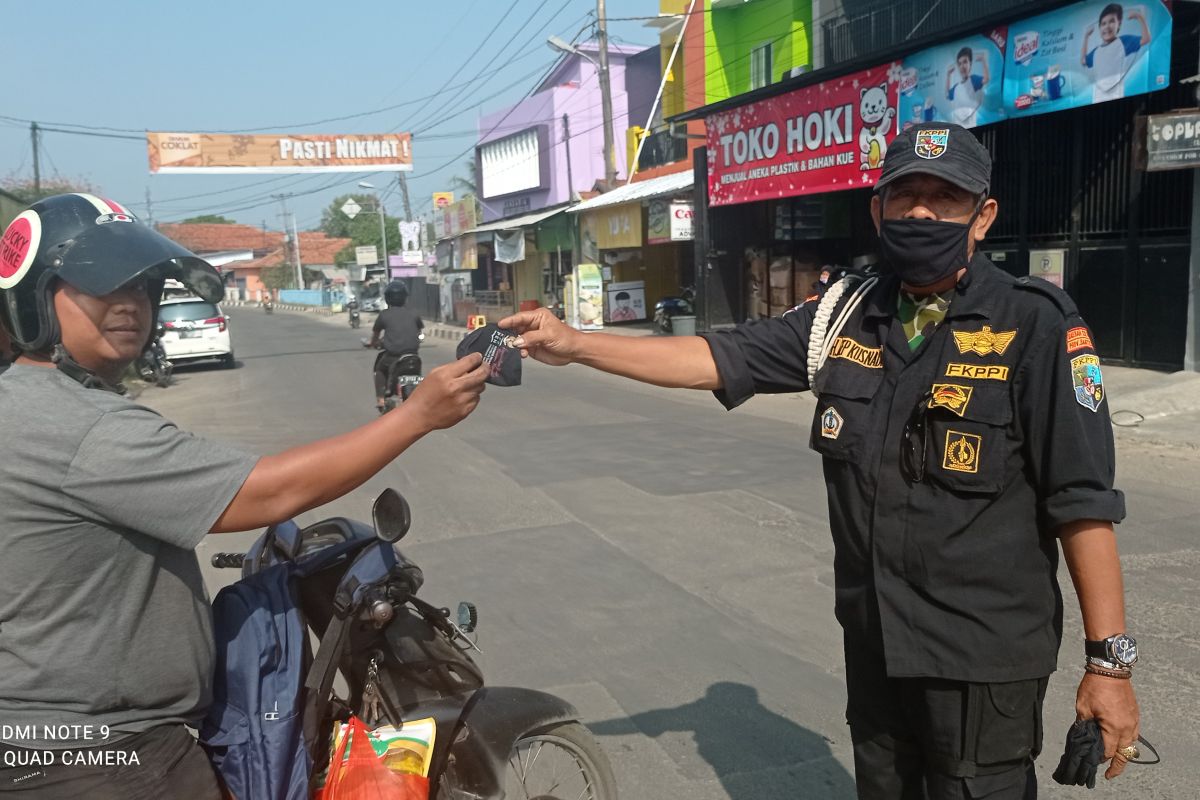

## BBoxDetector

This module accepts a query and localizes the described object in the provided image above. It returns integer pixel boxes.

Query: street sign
[341,198,362,219]
[355,245,379,266]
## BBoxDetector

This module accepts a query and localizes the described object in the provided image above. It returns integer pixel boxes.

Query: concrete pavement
[151,304,1200,799]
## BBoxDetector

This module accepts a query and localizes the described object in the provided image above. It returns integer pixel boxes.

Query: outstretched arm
[1081,25,1094,67]
[499,308,721,390]
[212,354,488,532]
[979,53,990,87]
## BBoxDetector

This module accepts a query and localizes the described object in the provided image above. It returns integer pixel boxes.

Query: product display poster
[605,281,646,322]
[1003,0,1171,118]
[576,263,605,331]
[900,30,1007,130]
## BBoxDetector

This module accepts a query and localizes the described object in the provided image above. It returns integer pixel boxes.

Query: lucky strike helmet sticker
[0,210,42,289]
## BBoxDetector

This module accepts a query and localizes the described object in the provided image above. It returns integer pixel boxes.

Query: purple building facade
[475,43,641,223]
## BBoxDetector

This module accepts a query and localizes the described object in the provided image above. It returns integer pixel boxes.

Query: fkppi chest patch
[929,383,974,417]
[943,430,981,473]
[952,325,1018,357]
[1070,354,1104,412]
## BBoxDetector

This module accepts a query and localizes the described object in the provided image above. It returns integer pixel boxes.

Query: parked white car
[158,296,235,368]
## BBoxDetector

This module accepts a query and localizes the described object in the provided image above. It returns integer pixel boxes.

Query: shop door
[1133,244,1189,369]
[1072,246,1128,362]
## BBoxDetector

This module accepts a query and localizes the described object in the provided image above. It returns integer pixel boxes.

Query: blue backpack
[200,558,312,800]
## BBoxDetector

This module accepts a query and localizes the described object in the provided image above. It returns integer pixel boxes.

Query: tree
[180,214,236,225]
[450,159,478,197]
[2,176,98,205]
[319,193,403,267]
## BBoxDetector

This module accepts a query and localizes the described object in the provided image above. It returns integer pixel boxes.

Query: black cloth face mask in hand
[878,198,982,288]
[1052,718,1106,788]
[456,323,522,386]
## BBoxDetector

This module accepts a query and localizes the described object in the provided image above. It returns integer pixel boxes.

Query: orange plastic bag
[317,716,429,800]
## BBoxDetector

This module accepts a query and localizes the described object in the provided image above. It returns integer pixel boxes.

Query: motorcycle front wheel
[438,722,617,800]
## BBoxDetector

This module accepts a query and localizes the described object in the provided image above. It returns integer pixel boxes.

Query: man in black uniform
[366,281,423,411]
[500,123,1140,797]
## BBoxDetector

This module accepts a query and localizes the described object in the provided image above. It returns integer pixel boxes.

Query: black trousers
[373,351,420,399]
[846,639,1048,800]
[0,725,221,799]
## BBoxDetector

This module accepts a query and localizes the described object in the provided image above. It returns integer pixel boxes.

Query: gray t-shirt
[0,365,258,747]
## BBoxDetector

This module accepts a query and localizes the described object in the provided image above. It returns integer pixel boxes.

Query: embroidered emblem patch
[943,430,981,473]
[915,128,950,159]
[1071,354,1104,412]
[828,337,883,369]
[821,407,844,440]
[1065,326,1094,353]
[929,383,974,417]
[945,363,1010,381]
[953,325,1018,356]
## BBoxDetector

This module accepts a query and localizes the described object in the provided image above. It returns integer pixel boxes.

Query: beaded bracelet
[1085,662,1132,679]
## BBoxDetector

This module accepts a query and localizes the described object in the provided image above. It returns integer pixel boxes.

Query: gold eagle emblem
[952,326,1018,357]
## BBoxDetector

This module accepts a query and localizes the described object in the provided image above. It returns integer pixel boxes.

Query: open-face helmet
[0,193,223,353]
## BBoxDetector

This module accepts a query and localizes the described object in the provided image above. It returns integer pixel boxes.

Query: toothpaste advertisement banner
[1002,0,1172,118]
[899,30,1007,131]
[706,63,901,207]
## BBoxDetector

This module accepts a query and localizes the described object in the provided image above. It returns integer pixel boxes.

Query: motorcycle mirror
[457,602,478,633]
[372,489,411,543]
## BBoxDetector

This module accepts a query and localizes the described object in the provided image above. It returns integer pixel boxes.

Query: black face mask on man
[877,194,983,288]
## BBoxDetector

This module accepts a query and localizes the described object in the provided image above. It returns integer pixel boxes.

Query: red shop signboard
[706,63,902,207]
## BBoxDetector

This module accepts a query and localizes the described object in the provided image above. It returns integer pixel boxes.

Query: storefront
[684,0,1197,369]
[463,206,572,321]
[570,170,695,326]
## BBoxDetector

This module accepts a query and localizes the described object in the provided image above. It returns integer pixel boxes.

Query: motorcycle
[135,328,172,387]
[211,489,617,800]
[348,300,361,329]
[364,333,425,413]
[264,299,274,314]
[652,285,695,334]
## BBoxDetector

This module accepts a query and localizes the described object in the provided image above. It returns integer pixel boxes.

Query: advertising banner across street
[147,133,413,174]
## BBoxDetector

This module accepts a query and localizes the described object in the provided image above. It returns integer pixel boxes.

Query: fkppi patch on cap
[914,128,950,160]
[0,210,42,290]
[456,323,522,387]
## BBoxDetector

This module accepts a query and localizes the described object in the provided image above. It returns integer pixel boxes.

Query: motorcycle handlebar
[211,552,246,569]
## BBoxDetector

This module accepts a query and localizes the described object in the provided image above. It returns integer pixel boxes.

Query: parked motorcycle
[348,299,361,329]
[211,489,617,800]
[653,285,695,334]
[135,328,172,387]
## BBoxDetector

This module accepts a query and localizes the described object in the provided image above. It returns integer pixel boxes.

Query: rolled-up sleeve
[1019,315,1126,531]
[699,304,814,410]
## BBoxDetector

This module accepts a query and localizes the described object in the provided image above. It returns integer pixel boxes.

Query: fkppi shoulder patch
[1070,354,1104,412]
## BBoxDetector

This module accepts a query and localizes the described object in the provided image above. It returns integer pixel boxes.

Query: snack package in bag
[315,715,432,800]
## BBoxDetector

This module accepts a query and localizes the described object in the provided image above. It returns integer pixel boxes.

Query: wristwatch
[1085,633,1138,668]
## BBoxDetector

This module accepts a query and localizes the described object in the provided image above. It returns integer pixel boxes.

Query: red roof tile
[157,223,284,254]
[223,232,352,271]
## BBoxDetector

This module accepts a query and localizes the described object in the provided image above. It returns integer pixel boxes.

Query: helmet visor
[52,221,224,303]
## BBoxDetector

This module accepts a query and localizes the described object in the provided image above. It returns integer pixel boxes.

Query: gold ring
[1118,744,1140,760]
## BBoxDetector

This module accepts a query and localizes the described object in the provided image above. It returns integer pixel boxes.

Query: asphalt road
[138,306,1200,800]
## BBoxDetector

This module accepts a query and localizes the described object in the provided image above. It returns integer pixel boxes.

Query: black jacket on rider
[373,306,423,355]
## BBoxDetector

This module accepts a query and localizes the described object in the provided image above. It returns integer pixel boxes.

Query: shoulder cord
[806,276,878,395]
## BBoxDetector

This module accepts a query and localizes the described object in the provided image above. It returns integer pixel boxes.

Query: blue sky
[1,0,658,232]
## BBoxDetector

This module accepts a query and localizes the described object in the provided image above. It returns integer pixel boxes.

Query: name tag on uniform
[828,337,882,369]
[945,363,1009,381]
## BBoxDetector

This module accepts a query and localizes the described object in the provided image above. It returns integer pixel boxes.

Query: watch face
[1111,634,1138,666]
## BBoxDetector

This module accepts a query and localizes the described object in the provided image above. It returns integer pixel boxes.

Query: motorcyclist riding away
[365,281,423,413]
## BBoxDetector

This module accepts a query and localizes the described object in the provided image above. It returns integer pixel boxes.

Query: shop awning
[568,170,694,213]
[464,205,569,235]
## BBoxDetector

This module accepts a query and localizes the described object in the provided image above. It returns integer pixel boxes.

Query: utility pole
[273,193,302,289]
[144,187,155,227]
[596,0,618,189]
[563,114,576,202]
[30,122,41,196]
[398,173,414,221]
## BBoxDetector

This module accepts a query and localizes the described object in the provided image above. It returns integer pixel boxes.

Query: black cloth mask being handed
[878,204,982,288]
[456,323,522,386]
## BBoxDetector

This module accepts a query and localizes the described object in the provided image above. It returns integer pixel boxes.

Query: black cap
[875,123,992,197]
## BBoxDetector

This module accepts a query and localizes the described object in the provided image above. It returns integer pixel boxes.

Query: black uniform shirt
[374,306,424,355]
[701,255,1124,682]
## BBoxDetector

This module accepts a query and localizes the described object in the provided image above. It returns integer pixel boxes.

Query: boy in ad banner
[1004,0,1170,116]
[900,33,1006,132]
